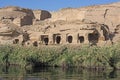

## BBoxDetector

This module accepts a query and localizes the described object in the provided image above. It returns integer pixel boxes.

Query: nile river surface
[0,66,120,80]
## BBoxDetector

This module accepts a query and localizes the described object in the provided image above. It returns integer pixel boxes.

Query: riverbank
[0,66,119,80]
[0,43,120,70]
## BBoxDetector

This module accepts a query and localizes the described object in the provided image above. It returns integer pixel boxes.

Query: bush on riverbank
[0,44,120,70]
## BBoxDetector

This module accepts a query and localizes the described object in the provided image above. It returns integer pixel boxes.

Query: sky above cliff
[0,0,120,11]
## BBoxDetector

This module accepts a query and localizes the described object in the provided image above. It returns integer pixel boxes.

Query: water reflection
[2,65,9,74]
[0,66,120,80]
[108,69,117,78]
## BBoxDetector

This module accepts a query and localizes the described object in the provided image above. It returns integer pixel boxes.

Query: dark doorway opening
[33,41,38,47]
[41,35,49,45]
[53,34,61,44]
[79,36,84,43]
[26,42,30,45]
[88,33,99,42]
[67,36,73,43]
[44,38,49,45]
[56,36,61,44]
[88,32,99,46]
[13,39,19,44]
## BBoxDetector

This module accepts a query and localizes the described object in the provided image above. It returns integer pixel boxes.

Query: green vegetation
[0,44,120,70]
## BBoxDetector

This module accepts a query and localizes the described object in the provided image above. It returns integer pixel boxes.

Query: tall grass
[0,44,120,70]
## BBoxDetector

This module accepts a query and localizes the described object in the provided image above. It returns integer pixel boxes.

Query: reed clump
[0,44,120,70]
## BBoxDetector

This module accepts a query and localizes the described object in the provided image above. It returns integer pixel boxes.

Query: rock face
[33,10,51,20]
[51,2,120,31]
[0,6,51,26]
[0,2,119,46]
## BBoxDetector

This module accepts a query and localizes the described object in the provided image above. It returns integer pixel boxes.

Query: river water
[0,66,120,80]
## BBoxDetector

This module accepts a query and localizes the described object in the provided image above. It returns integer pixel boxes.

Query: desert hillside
[0,2,119,46]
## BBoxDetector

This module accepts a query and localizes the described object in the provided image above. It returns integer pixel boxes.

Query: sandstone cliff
[0,2,119,46]
[51,2,120,31]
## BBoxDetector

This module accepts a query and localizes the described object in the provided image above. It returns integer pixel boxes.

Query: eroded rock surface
[0,2,119,46]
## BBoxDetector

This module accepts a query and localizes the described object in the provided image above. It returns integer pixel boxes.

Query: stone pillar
[48,34,53,44]
[61,34,67,44]
[72,33,78,44]
[84,33,89,44]
[99,30,105,41]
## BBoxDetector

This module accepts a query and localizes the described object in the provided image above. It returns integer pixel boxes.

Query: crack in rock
[104,9,109,19]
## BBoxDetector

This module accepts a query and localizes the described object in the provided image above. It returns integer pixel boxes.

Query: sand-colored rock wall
[33,10,51,20]
[51,3,120,32]
[0,2,119,46]
[51,8,86,21]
